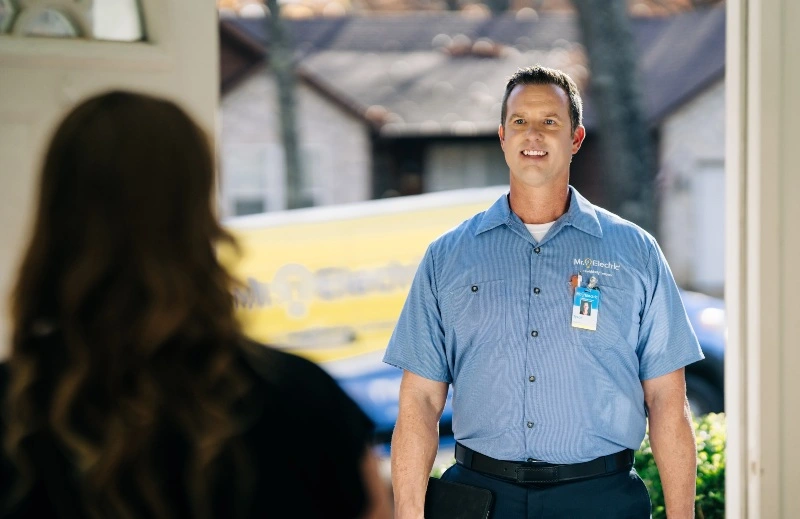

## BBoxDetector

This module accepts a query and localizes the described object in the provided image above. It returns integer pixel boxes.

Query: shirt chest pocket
[574,284,641,353]
[443,280,508,346]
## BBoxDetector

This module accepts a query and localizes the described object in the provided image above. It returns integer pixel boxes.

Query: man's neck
[508,185,571,224]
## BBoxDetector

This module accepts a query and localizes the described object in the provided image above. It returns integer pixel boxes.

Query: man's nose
[527,126,544,140]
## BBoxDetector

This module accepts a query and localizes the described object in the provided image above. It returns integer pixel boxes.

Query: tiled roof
[221,4,724,135]
[227,12,581,53]
[637,4,725,123]
[218,0,723,18]
[298,48,587,135]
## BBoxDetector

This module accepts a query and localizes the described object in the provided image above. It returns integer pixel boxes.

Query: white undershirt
[524,221,555,242]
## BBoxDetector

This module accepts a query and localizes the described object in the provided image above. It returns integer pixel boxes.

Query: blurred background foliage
[635,412,726,519]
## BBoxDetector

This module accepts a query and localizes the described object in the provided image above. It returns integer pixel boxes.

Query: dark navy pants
[440,462,652,519]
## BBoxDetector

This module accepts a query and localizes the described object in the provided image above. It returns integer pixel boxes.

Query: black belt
[455,443,634,484]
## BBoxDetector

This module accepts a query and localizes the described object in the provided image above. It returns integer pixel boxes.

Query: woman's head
[17,90,239,342]
[6,91,249,519]
[36,91,221,295]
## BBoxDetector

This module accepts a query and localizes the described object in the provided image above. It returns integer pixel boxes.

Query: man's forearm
[648,398,697,519]
[391,404,441,519]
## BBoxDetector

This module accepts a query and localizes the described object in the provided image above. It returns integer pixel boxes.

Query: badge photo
[571,287,600,331]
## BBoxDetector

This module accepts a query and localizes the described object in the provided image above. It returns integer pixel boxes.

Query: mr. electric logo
[574,257,622,270]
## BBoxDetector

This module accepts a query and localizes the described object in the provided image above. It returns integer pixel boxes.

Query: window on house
[426,141,508,192]
[220,143,321,214]
[234,199,266,216]
[221,143,276,216]
[1,0,145,41]
[300,145,321,207]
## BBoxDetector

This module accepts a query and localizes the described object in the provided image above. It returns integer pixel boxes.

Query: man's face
[498,83,585,192]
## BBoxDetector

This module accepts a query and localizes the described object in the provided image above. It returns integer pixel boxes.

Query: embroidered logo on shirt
[574,257,622,271]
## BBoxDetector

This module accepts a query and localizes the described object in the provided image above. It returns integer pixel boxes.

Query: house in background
[639,11,726,295]
[219,3,725,295]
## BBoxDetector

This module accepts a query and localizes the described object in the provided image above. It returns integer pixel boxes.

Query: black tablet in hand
[424,477,494,519]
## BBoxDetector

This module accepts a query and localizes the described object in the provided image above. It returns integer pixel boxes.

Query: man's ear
[498,124,505,150]
[572,125,586,154]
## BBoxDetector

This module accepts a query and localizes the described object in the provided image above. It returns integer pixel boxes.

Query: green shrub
[635,412,726,519]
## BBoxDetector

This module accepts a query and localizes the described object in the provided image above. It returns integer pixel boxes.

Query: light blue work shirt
[383,187,704,464]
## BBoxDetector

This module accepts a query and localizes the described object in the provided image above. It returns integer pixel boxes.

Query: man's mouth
[522,150,547,157]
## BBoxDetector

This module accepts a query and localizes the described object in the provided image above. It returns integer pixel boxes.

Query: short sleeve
[383,245,451,383]
[637,238,705,380]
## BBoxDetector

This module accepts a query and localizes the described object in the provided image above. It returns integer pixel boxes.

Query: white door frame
[726,0,800,516]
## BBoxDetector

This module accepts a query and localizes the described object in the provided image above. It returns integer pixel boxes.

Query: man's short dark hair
[500,65,583,132]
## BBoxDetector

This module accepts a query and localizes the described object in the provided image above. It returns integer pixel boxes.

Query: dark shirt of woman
[0,339,375,518]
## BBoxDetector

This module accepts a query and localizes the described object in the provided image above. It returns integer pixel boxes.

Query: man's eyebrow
[506,111,563,120]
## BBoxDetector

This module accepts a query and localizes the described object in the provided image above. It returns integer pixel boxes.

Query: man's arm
[391,370,449,519]
[642,368,697,519]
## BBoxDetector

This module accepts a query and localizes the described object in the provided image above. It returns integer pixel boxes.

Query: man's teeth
[523,150,547,156]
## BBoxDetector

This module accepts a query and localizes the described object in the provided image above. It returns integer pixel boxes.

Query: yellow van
[224,186,509,363]
[222,186,509,440]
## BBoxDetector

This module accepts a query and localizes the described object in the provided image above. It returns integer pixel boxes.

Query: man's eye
[544,119,555,125]
[514,119,524,124]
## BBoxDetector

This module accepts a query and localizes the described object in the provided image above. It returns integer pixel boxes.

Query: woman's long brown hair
[4,91,253,519]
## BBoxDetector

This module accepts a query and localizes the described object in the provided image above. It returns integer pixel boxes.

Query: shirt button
[529,375,536,382]
[531,330,538,337]
[534,247,541,254]
[471,285,478,292]
[527,421,534,428]
[533,287,541,294]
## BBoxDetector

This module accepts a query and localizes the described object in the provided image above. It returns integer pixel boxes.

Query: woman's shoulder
[238,340,336,387]
[237,340,358,414]
[238,339,373,433]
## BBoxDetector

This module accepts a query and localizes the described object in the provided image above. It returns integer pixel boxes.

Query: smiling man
[384,66,704,518]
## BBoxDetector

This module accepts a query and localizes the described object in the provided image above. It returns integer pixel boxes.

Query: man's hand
[643,368,697,519]
[391,370,449,519]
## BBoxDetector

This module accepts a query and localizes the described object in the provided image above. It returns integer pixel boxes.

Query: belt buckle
[515,465,560,484]
[522,458,550,467]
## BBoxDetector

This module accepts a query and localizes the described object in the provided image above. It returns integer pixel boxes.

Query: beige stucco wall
[0,0,219,359]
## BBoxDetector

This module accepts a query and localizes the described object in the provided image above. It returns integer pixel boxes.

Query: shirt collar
[475,186,603,239]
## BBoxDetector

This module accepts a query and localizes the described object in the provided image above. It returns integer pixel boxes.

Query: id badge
[571,287,600,331]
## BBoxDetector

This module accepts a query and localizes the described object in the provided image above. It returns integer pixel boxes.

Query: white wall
[658,80,725,295]
[0,0,219,358]
[219,66,372,216]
